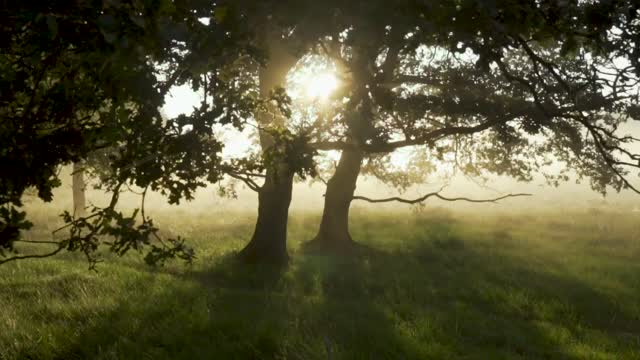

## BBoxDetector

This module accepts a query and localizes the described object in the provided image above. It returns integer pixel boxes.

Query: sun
[287,55,341,103]
[304,72,339,101]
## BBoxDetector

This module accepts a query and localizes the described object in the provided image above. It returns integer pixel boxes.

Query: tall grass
[1,208,639,359]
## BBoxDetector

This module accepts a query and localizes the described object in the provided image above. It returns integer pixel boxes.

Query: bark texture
[238,164,294,264]
[309,147,364,251]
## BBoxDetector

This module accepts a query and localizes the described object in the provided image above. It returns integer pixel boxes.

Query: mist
[4,1,640,358]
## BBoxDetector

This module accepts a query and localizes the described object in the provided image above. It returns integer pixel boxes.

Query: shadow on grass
[17,215,639,360]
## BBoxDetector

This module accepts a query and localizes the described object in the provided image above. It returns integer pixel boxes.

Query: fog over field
[145,76,640,216]
[29,163,640,218]
[5,2,640,358]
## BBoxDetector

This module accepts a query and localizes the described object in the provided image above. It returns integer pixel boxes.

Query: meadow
[1,207,639,359]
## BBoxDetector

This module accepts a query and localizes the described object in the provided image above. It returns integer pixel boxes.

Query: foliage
[263,127,318,181]
[301,0,640,197]
[0,0,265,264]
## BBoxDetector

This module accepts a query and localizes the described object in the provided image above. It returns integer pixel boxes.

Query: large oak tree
[306,0,640,250]
[2,0,640,266]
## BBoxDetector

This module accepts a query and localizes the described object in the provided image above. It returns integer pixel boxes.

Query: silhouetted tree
[305,0,640,250]
[3,0,640,266]
[0,1,267,266]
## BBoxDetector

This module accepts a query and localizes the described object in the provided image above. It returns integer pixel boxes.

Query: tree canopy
[0,0,269,265]
[2,0,640,265]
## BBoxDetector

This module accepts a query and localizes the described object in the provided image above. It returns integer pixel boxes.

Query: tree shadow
[14,215,639,360]
[48,256,296,360]
[333,214,640,358]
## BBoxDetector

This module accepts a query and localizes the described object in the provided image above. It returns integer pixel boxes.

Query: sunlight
[304,72,339,101]
[287,55,340,103]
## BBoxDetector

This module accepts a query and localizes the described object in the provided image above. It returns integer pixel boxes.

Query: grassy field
[1,207,639,359]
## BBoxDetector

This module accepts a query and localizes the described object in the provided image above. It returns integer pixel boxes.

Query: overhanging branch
[227,172,261,192]
[0,245,65,266]
[308,117,508,154]
[353,191,532,205]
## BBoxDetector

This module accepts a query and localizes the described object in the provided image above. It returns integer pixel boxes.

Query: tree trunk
[238,164,294,264]
[238,32,298,264]
[307,49,374,252]
[72,162,86,217]
[309,147,364,251]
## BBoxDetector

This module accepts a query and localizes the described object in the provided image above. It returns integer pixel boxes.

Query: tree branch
[309,117,509,153]
[158,67,187,97]
[13,240,61,245]
[227,172,261,192]
[0,246,65,266]
[353,191,532,205]
[378,27,405,81]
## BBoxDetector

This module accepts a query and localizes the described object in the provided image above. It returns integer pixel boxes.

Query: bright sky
[162,63,340,159]
[163,83,202,119]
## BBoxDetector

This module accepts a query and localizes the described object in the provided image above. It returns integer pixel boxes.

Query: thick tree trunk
[309,147,364,251]
[238,32,298,264]
[72,162,86,217]
[307,49,373,252]
[238,164,294,264]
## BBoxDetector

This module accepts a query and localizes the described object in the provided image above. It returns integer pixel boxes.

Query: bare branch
[52,212,100,234]
[579,119,640,195]
[0,246,65,266]
[13,240,62,245]
[515,36,572,94]
[353,191,532,205]
[227,172,261,192]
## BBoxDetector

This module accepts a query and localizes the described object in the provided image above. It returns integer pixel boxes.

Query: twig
[52,212,101,234]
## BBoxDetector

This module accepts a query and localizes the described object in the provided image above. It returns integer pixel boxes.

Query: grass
[1,207,640,359]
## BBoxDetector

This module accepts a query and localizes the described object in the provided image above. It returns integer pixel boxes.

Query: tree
[0,0,266,266]
[235,31,300,264]
[230,0,349,264]
[208,0,640,259]
[304,0,640,250]
[2,0,640,267]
